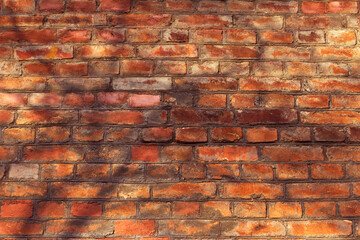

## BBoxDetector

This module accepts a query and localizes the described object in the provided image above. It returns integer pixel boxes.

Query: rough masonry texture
[1,0,360,238]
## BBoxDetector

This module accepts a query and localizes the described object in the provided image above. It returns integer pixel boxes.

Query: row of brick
[0,218,357,237]
[4,162,360,181]
[2,199,360,219]
[0,145,358,162]
[1,109,360,125]
[1,92,360,109]
[1,181,360,200]
[1,29,360,46]
[7,45,360,60]
[3,0,359,14]
[4,60,360,78]
[1,126,360,144]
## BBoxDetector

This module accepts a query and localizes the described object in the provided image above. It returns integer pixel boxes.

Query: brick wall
[0,0,360,238]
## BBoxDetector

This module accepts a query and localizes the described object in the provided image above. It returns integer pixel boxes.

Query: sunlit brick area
[0,0,360,238]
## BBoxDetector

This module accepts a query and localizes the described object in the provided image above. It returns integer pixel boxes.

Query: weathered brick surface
[0,0,359,238]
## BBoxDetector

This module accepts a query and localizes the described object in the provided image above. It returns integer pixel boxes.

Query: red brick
[3,127,34,143]
[277,164,309,180]
[297,30,325,43]
[197,146,258,162]
[71,202,102,217]
[227,0,255,11]
[97,92,127,106]
[302,2,327,14]
[67,0,96,12]
[198,94,226,108]
[319,62,349,76]
[38,0,64,12]
[165,0,194,11]
[41,164,73,179]
[0,15,43,27]
[311,163,344,179]
[173,202,199,217]
[246,127,277,143]
[4,0,35,13]
[222,182,283,199]
[51,182,116,198]
[333,95,360,108]
[339,201,360,216]
[38,127,70,142]
[0,182,46,197]
[231,94,256,108]
[286,16,342,29]
[327,146,360,161]
[327,30,356,45]
[161,146,193,162]
[201,201,231,217]
[192,29,223,43]
[104,202,136,218]
[314,127,345,141]
[305,202,336,217]
[15,46,73,60]
[240,77,300,91]
[132,145,159,162]
[222,220,285,236]
[106,127,138,142]
[173,15,231,27]
[263,146,323,162]
[296,95,329,108]
[0,77,46,91]
[153,182,216,199]
[313,47,360,60]
[143,127,173,142]
[253,62,283,76]
[349,127,360,141]
[95,28,125,43]
[24,145,84,162]
[280,127,311,142]
[138,45,198,58]
[76,45,134,58]
[127,28,160,43]
[159,220,219,236]
[17,110,77,124]
[262,94,294,108]
[118,184,150,199]
[0,30,56,44]
[81,110,144,124]
[182,163,205,179]
[110,14,170,26]
[134,0,163,12]
[122,60,154,75]
[115,220,155,236]
[100,0,130,11]
[262,46,311,60]
[242,164,274,180]
[234,203,265,219]
[201,45,258,59]
[328,1,358,13]
[37,201,66,218]
[175,77,237,91]
[208,163,240,179]
[28,93,62,107]
[236,16,283,29]
[287,183,350,199]
[301,111,360,124]
[226,29,256,43]
[269,202,302,218]
[1,200,33,218]
[163,29,188,42]
[287,220,352,237]
[24,62,55,76]
[59,29,91,43]
[236,109,298,124]
[257,1,298,13]
[0,221,43,235]
[212,127,242,142]
[74,127,104,142]
[260,31,294,43]
[0,93,27,107]
[176,127,207,143]
[46,219,112,236]
[140,202,170,217]
[171,109,233,124]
